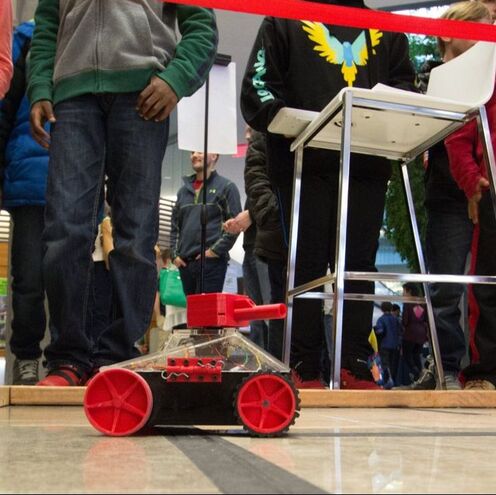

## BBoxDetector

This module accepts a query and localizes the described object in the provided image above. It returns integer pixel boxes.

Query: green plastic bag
[159,268,187,308]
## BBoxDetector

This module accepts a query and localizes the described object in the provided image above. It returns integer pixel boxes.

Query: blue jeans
[9,206,47,360]
[179,257,228,295]
[86,261,113,353]
[425,208,473,373]
[43,93,168,372]
[242,246,270,349]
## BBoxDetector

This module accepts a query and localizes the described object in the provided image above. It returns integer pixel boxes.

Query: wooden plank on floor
[0,386,9,407]
[10,386,85,405]
[5,387,496,408]
[299,389,496,408]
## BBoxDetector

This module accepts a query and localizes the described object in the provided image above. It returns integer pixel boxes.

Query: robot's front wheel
[235,372,300,436]
[84,368,153,436]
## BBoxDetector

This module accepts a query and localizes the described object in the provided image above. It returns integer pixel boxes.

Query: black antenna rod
[199,75,210,294]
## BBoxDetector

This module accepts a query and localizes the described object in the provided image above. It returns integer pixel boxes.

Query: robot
[84,293,300,437]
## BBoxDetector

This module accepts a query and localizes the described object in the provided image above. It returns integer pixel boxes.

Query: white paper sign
[177,62,237,155]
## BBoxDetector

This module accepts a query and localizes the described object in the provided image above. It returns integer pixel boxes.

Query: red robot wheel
[84,368,153,436]
[235,372,299,436]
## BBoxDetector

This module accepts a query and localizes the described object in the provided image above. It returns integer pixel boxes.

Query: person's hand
[196,249,219,260]
[223,218,239,234]
[136,77,178,122]
[173,256,186,268]
[468,177,490,224]
[30,100,56,149]
[223,210,252,234]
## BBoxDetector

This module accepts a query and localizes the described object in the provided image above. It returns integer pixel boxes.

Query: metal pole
[199,76,210,294]
[283,146,304,366]
[331,91,353,390]
[401,160,445,388]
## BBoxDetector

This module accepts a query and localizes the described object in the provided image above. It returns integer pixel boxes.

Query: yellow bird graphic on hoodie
[302,21,383,87]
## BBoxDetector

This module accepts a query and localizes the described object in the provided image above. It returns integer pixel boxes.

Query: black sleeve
[244,130,280,229]
[387,33,418,92]
[0,43,29,182]
[240,17,288,132]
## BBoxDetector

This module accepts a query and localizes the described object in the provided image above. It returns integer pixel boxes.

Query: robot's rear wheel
[235,372,300,436]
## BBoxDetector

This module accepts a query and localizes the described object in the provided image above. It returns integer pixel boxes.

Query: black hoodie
[240,2,416,186]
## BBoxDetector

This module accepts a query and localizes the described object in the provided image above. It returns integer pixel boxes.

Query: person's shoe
[290,369,326,389]
[464,380,496,390]
[394,361,436,390]
[444,372,462,390]
[37,365,89,387]
[12,359,39,385]
[340,369,382,390]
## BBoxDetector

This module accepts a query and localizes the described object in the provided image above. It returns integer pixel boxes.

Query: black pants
[9,206,46,360]
[277,167,389,379]
[464,192,496,385]
[402,340,423,380]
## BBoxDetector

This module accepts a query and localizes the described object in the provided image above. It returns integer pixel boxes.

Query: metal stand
[282,89,496,390]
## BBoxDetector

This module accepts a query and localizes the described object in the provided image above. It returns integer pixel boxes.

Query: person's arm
[445,120,483,200]
[137,6,217,123]
[27,0,59,149]
[387,32,417,92]
[374,316,385,336]
[0,39,29,187]
[27,0,59,105]
[210,182,242,257]
[223,209,252,235]
[240,17,288,132]
[0,0,13,99]
[244,130,280,229]
[158,6,217,99]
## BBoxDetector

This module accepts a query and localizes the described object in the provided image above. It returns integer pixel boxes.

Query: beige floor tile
[0,406,495,493]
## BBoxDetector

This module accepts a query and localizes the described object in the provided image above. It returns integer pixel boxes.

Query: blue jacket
[0,21,48,210]
[375,313,402,350]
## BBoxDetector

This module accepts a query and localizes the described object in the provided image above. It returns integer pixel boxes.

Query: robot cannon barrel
[233,303,286,321]
[187,293,287,328]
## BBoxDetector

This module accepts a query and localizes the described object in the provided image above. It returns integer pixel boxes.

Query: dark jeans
[86,261,113,352]
[402,340,423,380]
[278,170,388,380]
[464,192,496,384]
[43,93,168,372]
[179,257,228,295]
[266,258,285,361]
[426,208,473,373]
[379,347,400,384]
[242,246,270,349]
[9,206,47,360]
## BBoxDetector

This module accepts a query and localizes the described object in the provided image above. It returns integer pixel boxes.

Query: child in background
[444,7,496,389]
[374,302,402,387]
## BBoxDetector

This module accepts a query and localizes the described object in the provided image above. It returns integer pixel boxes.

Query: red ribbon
[165,0,496,41]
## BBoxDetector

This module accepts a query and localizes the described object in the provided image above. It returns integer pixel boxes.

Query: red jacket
[445,89,496,200]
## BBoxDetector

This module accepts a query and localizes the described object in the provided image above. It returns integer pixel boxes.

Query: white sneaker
[444,372,462,390]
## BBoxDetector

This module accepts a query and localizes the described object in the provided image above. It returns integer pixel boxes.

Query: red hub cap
[236,374,297,435]
[84,369,153,436]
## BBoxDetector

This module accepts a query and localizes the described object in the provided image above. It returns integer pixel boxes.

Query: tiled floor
[1,406,496,493]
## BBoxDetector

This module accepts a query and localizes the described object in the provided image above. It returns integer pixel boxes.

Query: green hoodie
[28,0,218,105]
